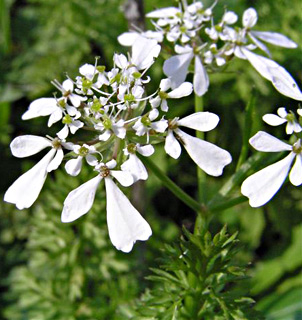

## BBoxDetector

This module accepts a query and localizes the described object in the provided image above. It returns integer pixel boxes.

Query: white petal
[121,154,148,182]
[150,96,161,108]
[79,64,96,80]
[61,175,102,223]
[65,157,83,176]
[176,129,232,176]
[242,48,302,100]
[10,135,52,158]
[70,121,84,134]
[118,32,139,46]
[178,112,219,132]
[22,98,58,120]
[149,108,159,121]
[159,78,171,92]
[132,36,161,70]
[193,56,209,96]
[251,31,297,48]
[249,33,270,56]
[69,94,85,108]
[106,159,117,169]
[262,114,287,126]
[223,11,238,24]
[62,79,74,92]
[110,170,134,187]
[57,125,69,140]
[114,53,128,69]
[289,154,302,186]
[105,178,152,253]
[269,66,302,101]
[86,154,98,166]
[47,148,64,172]
[163,52,193,88]
[151,119,168,133]
[241,48,274,81]
[99,130,111,141]
[249,131,292,152]
[146,7,180,18]
[137,144,154,157]
[48,109,63,127]
[165,130,181,159]
[4,149,55,210]
[241,153,295,207]
[277,107,288,118]
[161,99,169,112]
[242,8,258,28]
[168,82,193,99]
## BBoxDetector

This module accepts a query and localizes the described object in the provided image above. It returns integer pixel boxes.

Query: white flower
[57,113,84,140]
[133,109,168,139]
[241,132,302,207]
[163,45,209,96]
[165,112,232,176]
[95,117,126,141]
[65,144,98,176]
[150,79,193,112]
[61,160,152,252]
[4,135,65,209]
[121,144,154,182]
[263,107,302,134]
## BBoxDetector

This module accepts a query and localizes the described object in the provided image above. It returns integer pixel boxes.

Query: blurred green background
[0,0,301,319]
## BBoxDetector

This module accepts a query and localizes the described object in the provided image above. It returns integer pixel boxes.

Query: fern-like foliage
[130,226,264,320]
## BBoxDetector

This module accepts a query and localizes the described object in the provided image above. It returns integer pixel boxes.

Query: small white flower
[65,144,98,176]
[263,107,302,134]
[164,112,232,176]
[241,132,302,207]
[163,45,209,96]
[121,144,154,182]
[4,135,65,209]
[95,117,126,141]
[61,161,152,252]
[150,79,193,112]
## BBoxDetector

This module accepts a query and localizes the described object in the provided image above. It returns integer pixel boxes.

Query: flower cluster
[119,1,302,100]
[241,108,302,207]
[4,33,231,252]
[4,0,301,252]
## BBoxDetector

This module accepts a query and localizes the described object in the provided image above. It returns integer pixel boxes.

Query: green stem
[140,155,203,214]
[236,91,256,170]
[195,94,206,204]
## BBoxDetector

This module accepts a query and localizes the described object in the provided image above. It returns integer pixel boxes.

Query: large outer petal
[193,56,209,96]
[4,149,56,210]
[110,170,134,187]
[22,98,58,120]
[163,52,193,89]
[10,135,52,158]
[105,178,152,253]
[176,129,232,176]
[241,152,295,207]
[131,36,161,70]
[242,48,302,101]
[251,31,297,48]
[289,154,302,186]
[249,131,292,152]
[47,148,64,172]
[61,175,102,223]
[178,112,219,132]
[146,7,180,18]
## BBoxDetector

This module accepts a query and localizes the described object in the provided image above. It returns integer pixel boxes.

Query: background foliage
[0,0,301,319]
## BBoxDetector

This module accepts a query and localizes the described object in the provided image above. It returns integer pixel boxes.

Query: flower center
[52,138,61,149]
[159,91,169,100]
[78,146,89,157]
[292,140,302,154]
[127,143,137,154]
[141,115,151,127]
[168,118,179,130]
[100,165,110,178]
[62,114,72,124]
